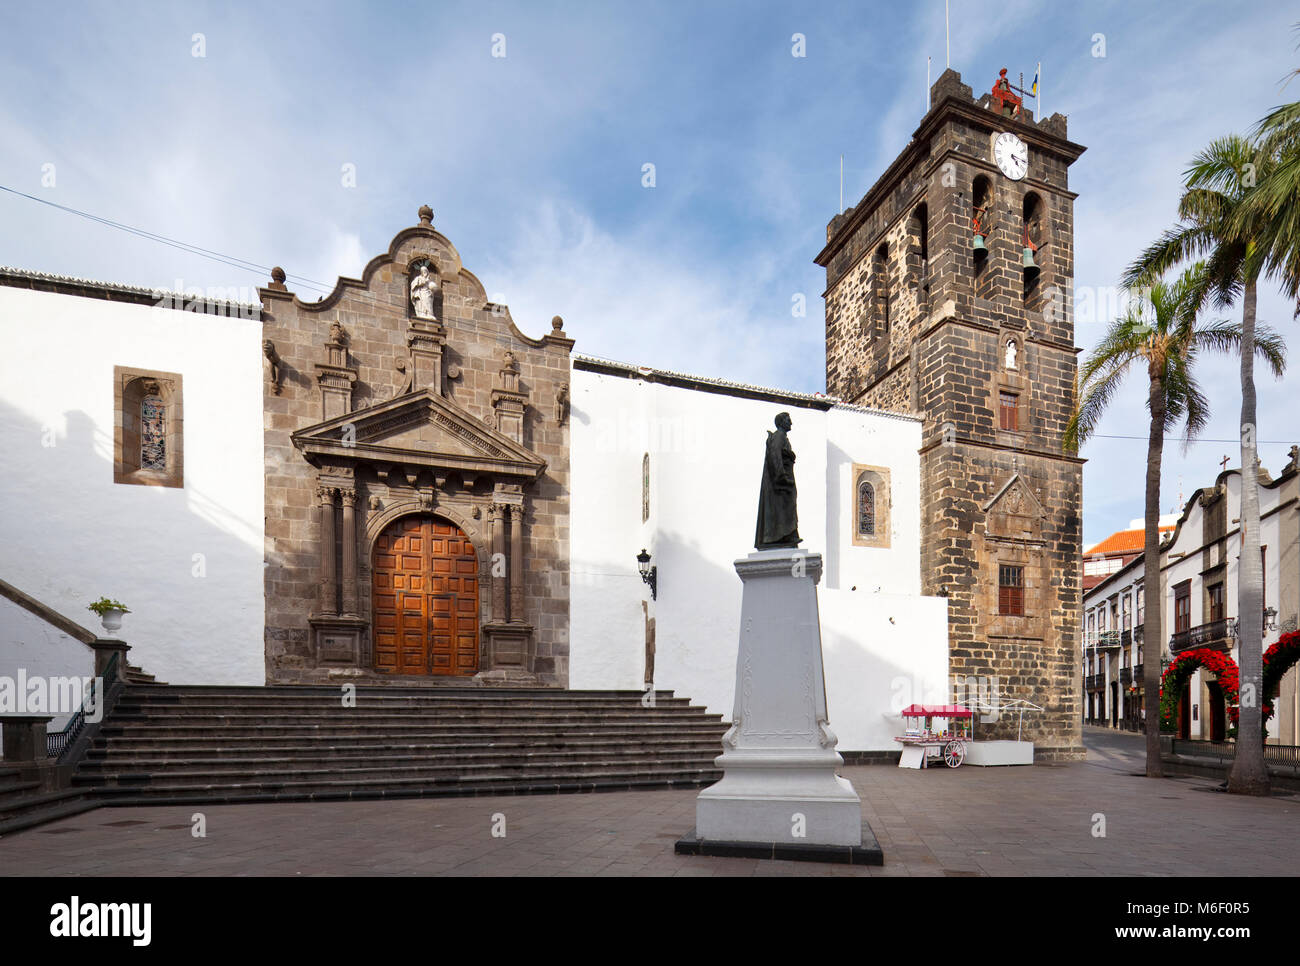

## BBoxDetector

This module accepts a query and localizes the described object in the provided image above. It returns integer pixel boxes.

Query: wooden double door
[373,516,479,675]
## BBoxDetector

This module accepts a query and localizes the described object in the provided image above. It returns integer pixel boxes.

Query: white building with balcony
[1083,458,1300,742]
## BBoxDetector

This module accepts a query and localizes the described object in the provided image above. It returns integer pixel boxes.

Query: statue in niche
[1005,339,1018,370]
[410,261,438,320]
[755,412,801,550]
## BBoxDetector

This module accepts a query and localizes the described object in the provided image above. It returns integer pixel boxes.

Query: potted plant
[87,597,131,634]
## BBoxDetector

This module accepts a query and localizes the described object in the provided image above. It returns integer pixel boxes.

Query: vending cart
[894,704,973,769]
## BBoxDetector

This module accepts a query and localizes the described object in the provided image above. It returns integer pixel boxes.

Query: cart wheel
[943,740,965,768]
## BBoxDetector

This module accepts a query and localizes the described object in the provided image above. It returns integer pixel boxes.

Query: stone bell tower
[815,68,1087,761]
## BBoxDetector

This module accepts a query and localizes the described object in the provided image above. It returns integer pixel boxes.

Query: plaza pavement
[2,727,1297,876]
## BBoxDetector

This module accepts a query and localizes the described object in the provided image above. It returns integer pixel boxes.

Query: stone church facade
[817,69,1086,760]
[1,70,1095,757]
[259,206,574,686]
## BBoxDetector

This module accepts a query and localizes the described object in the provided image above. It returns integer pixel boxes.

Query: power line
[1092,433,1293,444]
[0,184,422,314]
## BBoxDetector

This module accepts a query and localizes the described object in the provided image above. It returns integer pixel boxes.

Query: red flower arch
[1260,629,1300,737]
[1159,648,1240,733]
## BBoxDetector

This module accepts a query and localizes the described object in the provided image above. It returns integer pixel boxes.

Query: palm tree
[1234,24,1300,317]
[1064,264,1285,778]
[1122,136,1291,794]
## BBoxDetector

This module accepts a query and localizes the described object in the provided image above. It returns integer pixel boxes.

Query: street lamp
[636,548,657,600]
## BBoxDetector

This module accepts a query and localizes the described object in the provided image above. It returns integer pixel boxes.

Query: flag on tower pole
[1032,62,1041,116]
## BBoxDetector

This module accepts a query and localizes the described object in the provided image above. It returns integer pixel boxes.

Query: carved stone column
[490,503,507,622]
[478,495,537,686]
[317,485,337,616]
[340,487,358,616]
[508,503,525,622]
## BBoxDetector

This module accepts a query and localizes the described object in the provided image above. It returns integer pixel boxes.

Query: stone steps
[93,723,723,742]
[86,735,721,759]
[64,684,728,810]
[0,783,99,837]
[77,757,719,788]
[123,663,164,686]
[77,747,717,774]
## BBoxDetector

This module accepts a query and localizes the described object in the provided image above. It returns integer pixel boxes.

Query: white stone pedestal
[692,549,865,849]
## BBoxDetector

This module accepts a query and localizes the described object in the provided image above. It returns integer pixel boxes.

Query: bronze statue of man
[755,412,801,549]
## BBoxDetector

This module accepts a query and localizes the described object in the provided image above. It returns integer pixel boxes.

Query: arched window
[857,479,876,536]
[908,203,929,304]
[641,452,650,523]
[114,367,184,488]
[852,465,891,548]
[874,243,890,339]
[1022,192,1045,307]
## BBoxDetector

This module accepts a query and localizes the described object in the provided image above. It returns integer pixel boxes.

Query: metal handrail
[1170,618,1231,654]
[45,651,119,760]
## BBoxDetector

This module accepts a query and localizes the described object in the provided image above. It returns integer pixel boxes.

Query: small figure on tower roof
[991,68,1022,118]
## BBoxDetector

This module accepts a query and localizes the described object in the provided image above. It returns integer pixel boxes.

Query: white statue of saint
[1005,339,1018,370]
[410,263,438,320]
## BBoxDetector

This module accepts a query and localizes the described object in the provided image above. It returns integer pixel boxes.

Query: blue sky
[1,0,1296,546]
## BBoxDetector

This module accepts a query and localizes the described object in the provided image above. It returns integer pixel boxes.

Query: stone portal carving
[555,383,569,425]
[263,340,282,395]
[316,322,357,420]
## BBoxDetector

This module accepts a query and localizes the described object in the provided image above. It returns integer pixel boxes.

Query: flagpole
[927,55,931,110]
[945,0,950,68]
[1038,61,1043,118]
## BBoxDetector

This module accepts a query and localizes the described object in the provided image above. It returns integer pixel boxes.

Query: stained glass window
[641,453,650,522]
[141,394,166,469]
[857,479,875,536]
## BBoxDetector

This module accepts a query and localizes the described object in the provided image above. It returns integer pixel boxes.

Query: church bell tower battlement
[816,68,1086,760]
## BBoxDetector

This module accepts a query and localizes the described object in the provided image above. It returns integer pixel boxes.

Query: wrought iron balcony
[1098,630,1122,650]
[1121,629,1132,649]
[1120,667,1132,687]
[1170,618,1232,655]
[1134,624,1144,645]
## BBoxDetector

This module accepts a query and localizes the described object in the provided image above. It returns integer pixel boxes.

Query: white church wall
[0,596,95,732]
[0,286,265,687]
[569,372,652,689]
[570,362,948,750]
[825,405,923,595]
[820,590,950,750]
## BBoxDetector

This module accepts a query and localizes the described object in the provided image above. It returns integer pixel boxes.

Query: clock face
[993,132,1029,180]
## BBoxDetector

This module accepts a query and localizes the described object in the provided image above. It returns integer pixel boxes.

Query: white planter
[99,609,125,634]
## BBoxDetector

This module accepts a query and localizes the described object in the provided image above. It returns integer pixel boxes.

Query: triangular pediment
[291,389,545,480]
[982,473,1047,541]
[982,474,1045,517]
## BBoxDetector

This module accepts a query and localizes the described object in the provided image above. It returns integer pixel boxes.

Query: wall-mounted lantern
[637,548,657,600]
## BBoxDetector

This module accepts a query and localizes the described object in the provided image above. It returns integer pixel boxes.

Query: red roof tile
[1086,527,1174,555]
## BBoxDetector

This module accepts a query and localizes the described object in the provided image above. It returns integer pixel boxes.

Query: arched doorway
[372,515,479,675]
